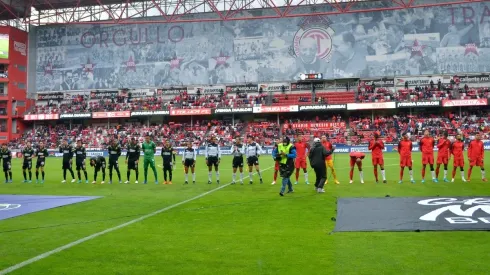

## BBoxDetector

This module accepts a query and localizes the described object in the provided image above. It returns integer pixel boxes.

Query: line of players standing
[348,130,487,184]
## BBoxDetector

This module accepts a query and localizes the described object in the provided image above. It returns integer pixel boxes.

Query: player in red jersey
[349,151,365,184]
[321,135,339,185]
[450,134,466,182]
[368,132,386,183]
[398,133,415,184]
[468,133,487,182]
[435,132,451,182]
[272,139,280,185]
[419,130,437,183]
[294,135,310,185]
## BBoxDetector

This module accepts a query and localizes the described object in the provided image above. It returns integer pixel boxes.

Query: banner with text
[442,99,488,107]
[157,88,187,95]
[130,110,170,116]
[284,122,346,130]
[396,101,441,108]
[360,78,395,87]
[170,108,212,116]
[59,113,92,119]
[253,105,298,113]
[92,111,131,118]
[24,114,59,120]
[214,107,253,114]
[191,86,225,94]
[347,102,396,110]
[225,85,258,93]
[90,90,119,99]
[290,82,325,91]
[258,83,290,92]
[37,93,64,101]
[298,104,347,111]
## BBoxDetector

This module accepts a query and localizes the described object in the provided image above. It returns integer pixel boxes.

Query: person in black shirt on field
[90,156,106,184]
[0,143,12,183]
[182,142,196,184]
[59,140,75,183]
[107,139,122,184]
[161,140,175,184]
[125,137,140,184]
[22,142,35,183]
[232,137,245,184]
[74,140,88,183]
[35,141,49,184]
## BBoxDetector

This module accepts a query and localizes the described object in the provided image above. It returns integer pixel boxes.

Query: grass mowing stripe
[0,166,274,275]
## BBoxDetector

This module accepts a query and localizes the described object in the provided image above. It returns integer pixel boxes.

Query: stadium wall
[29,2,490,92]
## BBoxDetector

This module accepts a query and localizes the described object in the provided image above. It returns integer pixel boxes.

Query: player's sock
[216,172,220,181]
[431,171,436,179]
[127,171,130,181]
[331,168,338,181]
[232,173,236,182]
[273,170,278,181]
[409,170,414,180]
[208,172,212,182]
[84,170,88,180]
[482,169,486,179]
[373,168,378,181]
[69,168,75,179]
[258,171,262,180]
[144,169,148,182]
[192,173,196,182]
[435,166,440,178]
[349,170,353,180]
[163,170,167,182]
[240,173,244,182]
[29,171,32,180]
[400,169,404,180]
[8,171,12,180]
[452,168,456,178]
[461,170,465,179]
[135,170,139,181]
[422,168,426,179]
[23,171,26,180]
[444,170,448,179]
[359,171,364,182]
[4,172,8,181]
[42,171,45,180]
[303,172,307,182]
[468,167,473,179]
[77,171,81,180]
[249,172,253,181]
[169,170,173,182]
[295,170,299,181]
[381,169,386,180]
[36,171,39,180]
[63,169,67,180]
[185,174,189,182]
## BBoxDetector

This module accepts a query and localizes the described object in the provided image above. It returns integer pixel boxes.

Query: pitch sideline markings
[0,166,274,275]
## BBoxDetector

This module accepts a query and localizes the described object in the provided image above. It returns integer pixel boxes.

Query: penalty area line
[0,166,273,275]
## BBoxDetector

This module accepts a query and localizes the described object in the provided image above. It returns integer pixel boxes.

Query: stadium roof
[0,0,487,30]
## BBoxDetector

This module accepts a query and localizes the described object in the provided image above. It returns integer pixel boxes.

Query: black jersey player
[74,140,89,183]
[22,142,35,183]
[35,141,49,184]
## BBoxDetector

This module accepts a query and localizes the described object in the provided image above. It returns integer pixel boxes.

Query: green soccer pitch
[1,152,489,275]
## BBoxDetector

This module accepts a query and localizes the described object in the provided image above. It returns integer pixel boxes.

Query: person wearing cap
[308,138,331,193]
[273,136,297,196]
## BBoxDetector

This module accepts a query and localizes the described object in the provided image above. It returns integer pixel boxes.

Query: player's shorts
[350,157,362,168]
[128,159,139,170]
[437,155,449,165]
[207,156,219,167]
[400,156,412,167]
[163,163,172,170]
[247,156,259,166]
[371,157,384,166]
[109,159,119,169]
[62,160,71,169]
[294,158,307,169]
[326,159,335,169]
[232,157,243,168]
[22,161,32,170]
[76,160,86,170]
[184,159,195,168]
[36,160,45,169]
[422,154,434,165]
[453,158,464,167]
[274,161,279,171]
[3,162,10,172]
[470,158,484,167]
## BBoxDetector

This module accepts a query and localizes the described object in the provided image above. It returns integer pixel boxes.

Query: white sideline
[0,166,274,274]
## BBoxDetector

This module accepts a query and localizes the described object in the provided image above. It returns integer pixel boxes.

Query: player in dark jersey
[59,140,75,183]
[74,140,88,184]
[205,136,221,184]
[125,137,141,184]
[107,139,122,184]
[182,142,196,184]
[0,143,12,183]
[232,137,244,184]
[161,140,175,184]
[22,142,35,183]
[35,141,49,184]
[90,156,106,184]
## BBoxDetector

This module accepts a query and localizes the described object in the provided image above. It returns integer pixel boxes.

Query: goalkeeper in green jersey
[142,134,158,184]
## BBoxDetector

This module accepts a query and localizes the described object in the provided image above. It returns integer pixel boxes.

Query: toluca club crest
[290,16,335,63]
